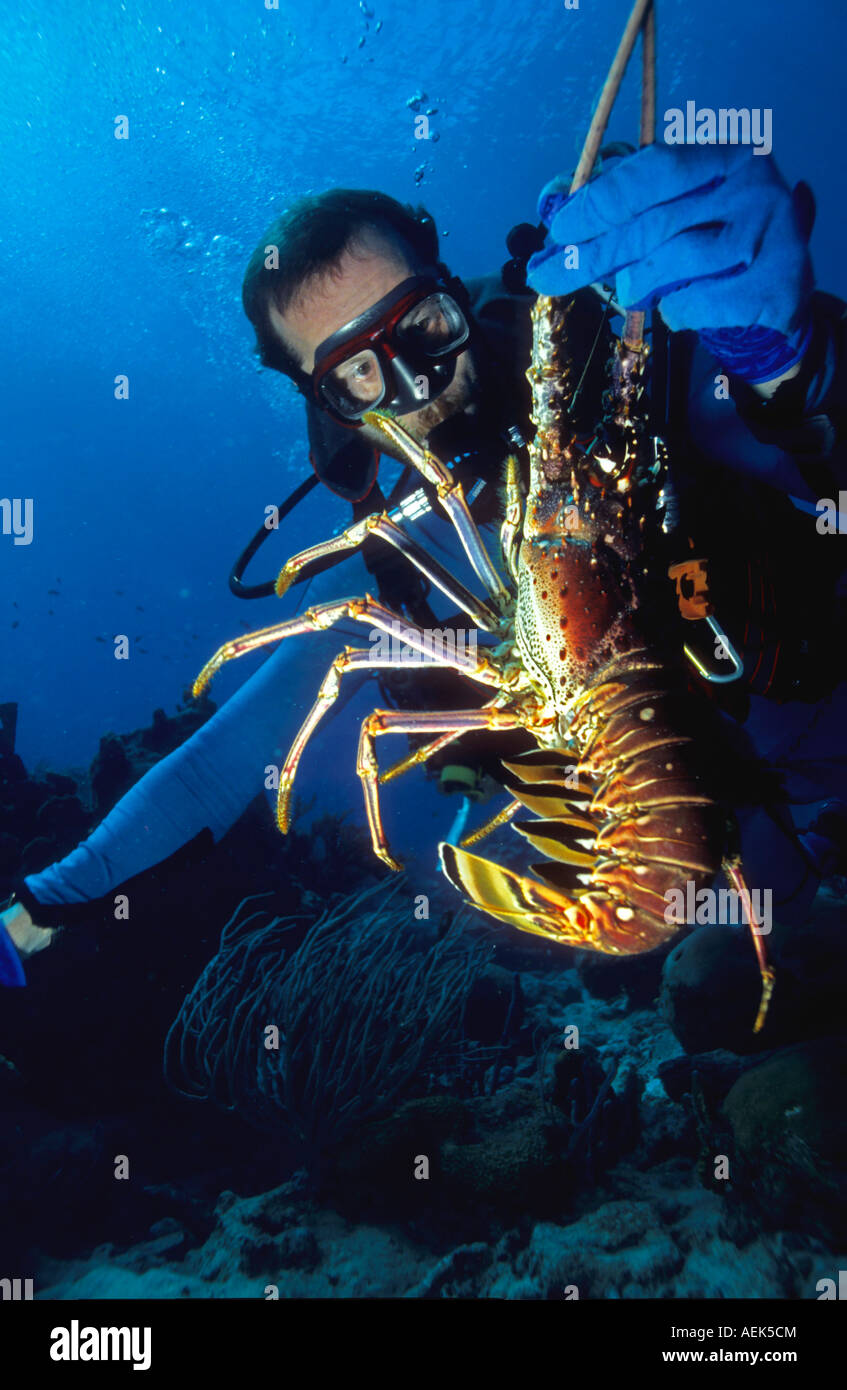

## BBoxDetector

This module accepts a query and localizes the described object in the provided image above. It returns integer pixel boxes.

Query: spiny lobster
[192,293,772,1031]
[192,0,773,1030]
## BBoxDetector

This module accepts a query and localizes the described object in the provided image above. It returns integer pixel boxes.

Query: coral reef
[164,880,489,1165]
[659,887,847,1055]
[722,1038,847,1242]
[0,698,216,905]
[2,698,846,1300]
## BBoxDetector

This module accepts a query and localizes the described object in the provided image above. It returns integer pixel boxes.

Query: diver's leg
[356,706,529,869]
[737,802,828,925]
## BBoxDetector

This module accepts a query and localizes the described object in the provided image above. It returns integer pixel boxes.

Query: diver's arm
[7,618,355,934]
[726,290,847,486]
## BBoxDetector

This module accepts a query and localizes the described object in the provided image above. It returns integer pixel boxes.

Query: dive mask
[311,274,469,426]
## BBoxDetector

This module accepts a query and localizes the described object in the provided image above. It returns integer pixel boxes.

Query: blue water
[4,0,847,1318]
[1,0,845,781]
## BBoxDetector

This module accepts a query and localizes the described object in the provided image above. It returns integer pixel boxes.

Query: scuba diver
[2,142,846,987]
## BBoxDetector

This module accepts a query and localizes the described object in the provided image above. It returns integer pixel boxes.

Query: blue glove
[527,144,815,383]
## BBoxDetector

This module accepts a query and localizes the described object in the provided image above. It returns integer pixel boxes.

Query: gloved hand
[527,144,815,383]
[0,901,55,987]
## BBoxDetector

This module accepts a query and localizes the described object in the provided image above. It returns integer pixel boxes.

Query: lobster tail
[439,839,676,954]
[442,651,726,956]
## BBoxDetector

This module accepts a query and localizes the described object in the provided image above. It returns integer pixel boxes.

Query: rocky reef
[1,699,846,1299]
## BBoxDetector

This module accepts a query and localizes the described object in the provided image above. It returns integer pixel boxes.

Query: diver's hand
[527,144,815,383]
[0,902,56,987]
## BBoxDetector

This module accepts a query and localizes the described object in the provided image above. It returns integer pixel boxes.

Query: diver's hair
[242,188,444,385]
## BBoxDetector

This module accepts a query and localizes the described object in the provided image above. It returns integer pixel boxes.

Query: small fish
[48,609,54,616]
[115,590,124,596]
[11,621,19,629]
[136,605,145,612]
[138,647,148,653]
[95,636,106,643]
[47,589,60,596]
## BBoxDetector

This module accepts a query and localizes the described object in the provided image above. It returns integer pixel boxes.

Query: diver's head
[242,189,481,465]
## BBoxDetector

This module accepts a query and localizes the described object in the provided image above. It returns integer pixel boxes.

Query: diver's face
[268,231,478,461]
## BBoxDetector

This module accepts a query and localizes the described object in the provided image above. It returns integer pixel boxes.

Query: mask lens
[318,347,386,420]
[395,292,467,357]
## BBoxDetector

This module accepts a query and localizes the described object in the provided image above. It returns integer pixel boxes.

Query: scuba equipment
[311,274,470,425]
[438,764,497,800]
[228,468,436,611]
[306,399,381,500]
[227,266,534,602]
[229,475,319,600]
[501,222,547,295]
[501,144,637,295]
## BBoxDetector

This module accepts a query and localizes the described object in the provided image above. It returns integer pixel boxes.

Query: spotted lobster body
[439,295,727,954]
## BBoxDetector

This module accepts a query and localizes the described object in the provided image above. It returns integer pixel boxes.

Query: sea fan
[164,879,488,1162]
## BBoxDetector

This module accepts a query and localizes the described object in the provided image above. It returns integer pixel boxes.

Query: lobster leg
[192,594,503,698]
[460,799,523,848]
[273,511,503,633]
[499,456,525,586]
[724,856,776,1034]
[363,410,511,607]
[357,707,530,870]
[380,694,515,785]
[277,653,511,834]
